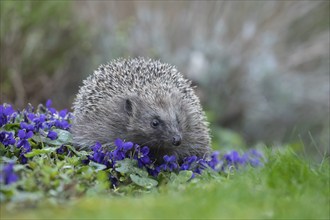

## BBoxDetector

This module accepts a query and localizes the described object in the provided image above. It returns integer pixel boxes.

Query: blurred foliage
[0,0,92,108]
[211,127,246,151]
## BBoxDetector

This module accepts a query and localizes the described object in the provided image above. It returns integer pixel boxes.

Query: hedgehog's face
[122,93,188,152]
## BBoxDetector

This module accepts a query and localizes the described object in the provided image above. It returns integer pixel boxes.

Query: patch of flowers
[86,139,263,181]
[0,102,264,202]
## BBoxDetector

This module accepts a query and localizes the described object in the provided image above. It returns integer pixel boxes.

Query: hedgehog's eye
[151,118,160,128]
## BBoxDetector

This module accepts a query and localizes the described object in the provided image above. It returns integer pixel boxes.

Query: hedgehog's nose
[172,135,182,146]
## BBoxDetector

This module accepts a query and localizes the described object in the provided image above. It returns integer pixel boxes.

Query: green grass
[2,148,329,219]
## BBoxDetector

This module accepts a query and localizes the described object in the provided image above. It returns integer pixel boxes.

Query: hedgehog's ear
[123,95,140,116]
[124,99,133,116]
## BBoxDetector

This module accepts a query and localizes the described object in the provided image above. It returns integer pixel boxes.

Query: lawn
[1,102,329,219]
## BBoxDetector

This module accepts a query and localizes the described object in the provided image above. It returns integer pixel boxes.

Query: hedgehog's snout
[172,135,182,146]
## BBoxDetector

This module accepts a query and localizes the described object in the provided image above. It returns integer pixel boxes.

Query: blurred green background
[0,1,329,159]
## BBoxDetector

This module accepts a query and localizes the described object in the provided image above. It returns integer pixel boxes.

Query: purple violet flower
[59,109,68,118]
[32,114,46,130]
[147,166,161,177]
[20,121,35,132]
[112,139,133,161]
[194,158,209,174]
[17,129,33,154]
[135,146,151,167]
[17,129,34,140]
[0,104,15,127]
[223,150,245,167]
[27,113,36,121]
[25,103,34,113]
[47,130,58,140]
[243,149,264,167]
[90,142,104,163]
[89,142,112,167]
[45,99,57,115]
[54,119,71,130]
[20,154,28,164]
[160,155,178,171]
[56,145,66,154]
[0,163,19,185]
[45,99,52,108]
[181,155,198,170]
[0,131,16,146]
[115,138,134,151]
[207,151,220,170]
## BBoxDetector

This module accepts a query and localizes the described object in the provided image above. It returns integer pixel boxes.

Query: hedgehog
[71,57,211,162]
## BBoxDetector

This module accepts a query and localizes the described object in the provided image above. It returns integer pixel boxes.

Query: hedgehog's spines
[72,57,211,161]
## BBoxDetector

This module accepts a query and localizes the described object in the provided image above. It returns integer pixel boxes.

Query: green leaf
[45,129,73,146]
[176,170,194,183]
[32,129,72,146]
[0,143,7,157]
[24,147,55,158]
[66,145,88,156]
[97,170,109,182]
[115,159,150,177]
[0,185,16,202]
[31,134,45,143]
[115,159,136,174]
[66,157,80,166]
[3,123,20,131]
[131,167,149,177]
[89,161,107,171]
[130,174,158,189]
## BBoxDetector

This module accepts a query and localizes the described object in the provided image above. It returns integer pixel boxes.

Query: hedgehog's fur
[71,57,211,162]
